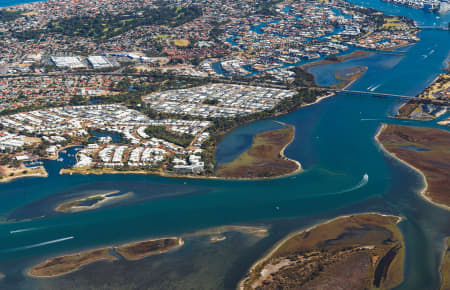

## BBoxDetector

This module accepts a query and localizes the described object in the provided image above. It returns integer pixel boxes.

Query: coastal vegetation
[377,124,450,207]
[114,237,183,261]
[291,67,316,87]
[54,190,128,213]
[301,50,372,72]
[0,164,47,183]
[215,123,300,179]
[240,213,405,290]
[28,237,183,278]
[332,66,367,89]
[28,248,118,278]
[201,88,328,175]
[292,50,372,89]
[145,125,194,148]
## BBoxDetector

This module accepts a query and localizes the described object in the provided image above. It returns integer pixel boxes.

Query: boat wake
[9,227,42,234]
[0,236,74,253]
[334,173,369,194]
[423,49,436,59]
[309,174,369,198]
[369,84,381,92]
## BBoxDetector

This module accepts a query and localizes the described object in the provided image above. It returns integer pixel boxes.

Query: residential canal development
[0,0,448,289]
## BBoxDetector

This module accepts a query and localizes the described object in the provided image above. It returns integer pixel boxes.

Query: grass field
[381,17,403,30]
[172,39,190,47]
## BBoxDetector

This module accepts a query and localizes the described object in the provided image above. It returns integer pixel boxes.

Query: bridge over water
[417,26,449,31]
[337,89,415,99]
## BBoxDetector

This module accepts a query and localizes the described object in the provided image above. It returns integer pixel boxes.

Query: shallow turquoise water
[0,0,43,7]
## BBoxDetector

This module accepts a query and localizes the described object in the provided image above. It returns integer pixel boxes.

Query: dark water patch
[398,145,430,151]
[88,130,123,143]
[76,196,104,207]
[373,245,401,287]
[108,248,123,260]
[319,226,392,248]
[105,191,129,198]
[429,160,450,168]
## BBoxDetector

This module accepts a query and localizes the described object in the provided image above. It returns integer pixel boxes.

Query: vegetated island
[187,225,269,240]
[239,213,404,290]
[395,73,449,122]
[332,65,367,89]
[55,190,131,213]
[215,122,301,179]
[28,248,118,278]
[441,238,450,290]
[28,237,183,278]
[114,237,183,261]
[377,124,450,208]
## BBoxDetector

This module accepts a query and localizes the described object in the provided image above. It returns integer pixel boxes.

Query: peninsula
[395,73,449,122]
[215,123,301,179]
[239,213,405,290]
[28,237,183,278]
[377,124,450,208]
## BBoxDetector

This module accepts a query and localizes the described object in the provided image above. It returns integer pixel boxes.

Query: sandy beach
[374,124,450,211]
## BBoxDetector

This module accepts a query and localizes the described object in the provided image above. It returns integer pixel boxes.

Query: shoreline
[238,212,402,289]
[300,50,373,71]
[274,121,303,176]
[27,236,183,278]
[59,93,339,182]
[54,190,130,213]
[0,168,48,184]
[374,124,450,211]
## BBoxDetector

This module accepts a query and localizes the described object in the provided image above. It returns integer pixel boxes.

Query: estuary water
[0,0,43,7]
[0,0,449,289]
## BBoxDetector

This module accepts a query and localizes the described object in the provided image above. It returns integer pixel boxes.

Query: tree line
[12,5,202,41]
